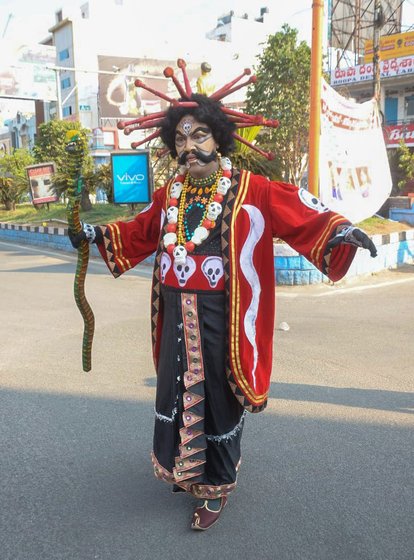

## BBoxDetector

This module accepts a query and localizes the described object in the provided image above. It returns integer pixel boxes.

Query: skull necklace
[163,157,232,265]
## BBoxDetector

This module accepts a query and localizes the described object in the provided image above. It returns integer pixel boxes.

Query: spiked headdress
[117,58,279,160]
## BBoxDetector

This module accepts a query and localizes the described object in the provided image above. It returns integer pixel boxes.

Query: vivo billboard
[111,151,152,204]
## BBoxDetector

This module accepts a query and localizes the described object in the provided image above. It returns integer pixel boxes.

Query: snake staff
[65,130,95,372]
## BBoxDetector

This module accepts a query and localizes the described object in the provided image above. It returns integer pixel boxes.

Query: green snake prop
[65,130,95,372]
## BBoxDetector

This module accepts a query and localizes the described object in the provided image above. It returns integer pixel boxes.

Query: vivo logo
[117,173,145,183]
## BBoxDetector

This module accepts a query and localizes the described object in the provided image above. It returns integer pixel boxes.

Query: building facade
[330,31,414,155]
[45,1,276,133]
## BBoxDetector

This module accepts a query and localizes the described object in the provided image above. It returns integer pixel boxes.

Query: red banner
[383,123,414,148]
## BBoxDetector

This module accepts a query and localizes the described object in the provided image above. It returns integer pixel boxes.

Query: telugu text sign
[331,55,414,86]
[364,31,414,63]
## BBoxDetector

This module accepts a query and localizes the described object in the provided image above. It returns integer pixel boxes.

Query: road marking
[0,239,81,261]
[0,240,153,278]
[2,240,414,291]
[313,277,414,296]
[276,275,414,298]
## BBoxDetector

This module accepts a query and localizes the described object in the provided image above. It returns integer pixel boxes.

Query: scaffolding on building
[328,0,404,71]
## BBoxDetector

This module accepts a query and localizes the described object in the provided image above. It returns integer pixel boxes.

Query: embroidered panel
[176,293,207,480]
[151,452,238,499]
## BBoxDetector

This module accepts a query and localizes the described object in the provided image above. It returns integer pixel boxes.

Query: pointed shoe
[190,497,227,531]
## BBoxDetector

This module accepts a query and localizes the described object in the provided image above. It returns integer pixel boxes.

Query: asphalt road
[0,239,413,560]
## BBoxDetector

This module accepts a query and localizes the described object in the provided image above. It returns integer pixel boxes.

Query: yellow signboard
[364,31,414,62]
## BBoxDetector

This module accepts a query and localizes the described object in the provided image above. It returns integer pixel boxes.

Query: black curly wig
[160,93,236,158]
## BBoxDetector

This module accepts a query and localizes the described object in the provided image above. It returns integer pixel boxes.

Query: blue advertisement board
[111,150,152,204]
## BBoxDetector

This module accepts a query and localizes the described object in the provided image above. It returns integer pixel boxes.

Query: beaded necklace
[163,157,233,265]
[177,169,222,246]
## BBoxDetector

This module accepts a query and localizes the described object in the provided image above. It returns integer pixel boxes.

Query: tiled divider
[2,222,414,285]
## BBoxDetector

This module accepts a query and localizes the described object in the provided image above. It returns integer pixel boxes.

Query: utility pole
[373,0,383,102]
[54,68,63,120]
[308,0,324,197]
[1,13,13,38]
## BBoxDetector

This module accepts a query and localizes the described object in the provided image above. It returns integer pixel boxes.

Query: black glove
[327,226,377,258]
[68,223,102,248]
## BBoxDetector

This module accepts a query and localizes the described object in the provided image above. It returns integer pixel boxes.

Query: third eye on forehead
[175,126,212,143]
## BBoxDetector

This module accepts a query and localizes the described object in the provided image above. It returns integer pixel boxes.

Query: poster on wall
[319,79,392,223]
[98,56,200,119]
[26,162,58,205]
[0,40,57,101]
[111,151,152,204]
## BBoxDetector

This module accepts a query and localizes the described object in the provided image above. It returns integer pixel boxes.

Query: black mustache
[178,149,217,165]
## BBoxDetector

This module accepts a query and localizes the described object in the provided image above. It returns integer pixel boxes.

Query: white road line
[0,239,81,261]
[0,240,153,277]
[276,275,414,298]
[313,277,414,296]
[2,239,413,291]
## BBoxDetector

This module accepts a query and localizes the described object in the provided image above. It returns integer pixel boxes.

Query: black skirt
[151,285,245,499]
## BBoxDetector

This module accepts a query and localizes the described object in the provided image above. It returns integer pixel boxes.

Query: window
[405,95,414,117]
[59,48,70,61]
[61,77,71,89]
[62,106,72,117]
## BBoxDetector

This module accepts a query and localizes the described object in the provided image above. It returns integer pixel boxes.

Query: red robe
[97,170,356,412]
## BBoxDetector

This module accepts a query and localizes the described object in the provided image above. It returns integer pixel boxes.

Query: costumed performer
[68,62,377,532]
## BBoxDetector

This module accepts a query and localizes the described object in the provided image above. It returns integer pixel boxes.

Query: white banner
[319,79,392,224]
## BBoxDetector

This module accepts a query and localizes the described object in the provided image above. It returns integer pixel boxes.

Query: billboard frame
[26,162,59,205]
[111,150,153,205]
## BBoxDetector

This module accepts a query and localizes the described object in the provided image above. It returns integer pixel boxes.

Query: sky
[1,0,413,50]
[1,0,413,124]
[0,0,314,44]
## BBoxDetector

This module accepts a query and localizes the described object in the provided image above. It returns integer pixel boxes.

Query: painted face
[175,115,218,177]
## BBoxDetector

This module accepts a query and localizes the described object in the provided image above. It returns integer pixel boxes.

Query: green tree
[231,126,282,179]
[397,140,414,192]
[94,162,113,202]
[246,24,311,184]
[33,120,94,210]
[0,149,34,210]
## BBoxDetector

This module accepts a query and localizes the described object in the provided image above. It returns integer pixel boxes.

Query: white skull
[217,176,231,195]
[298,188,330,213]
[207,202,222,221]
[163,232,177,247]
[173,244,187,265]
[167,206,178,223]
[160,252,172,283]
[170,181,183,199]
[201,257,224,288]
[173,256,196,286]
[220,157,232,170]
[191,226,209,246]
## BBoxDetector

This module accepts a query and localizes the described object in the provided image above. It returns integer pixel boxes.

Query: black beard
[177,149,217,165]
